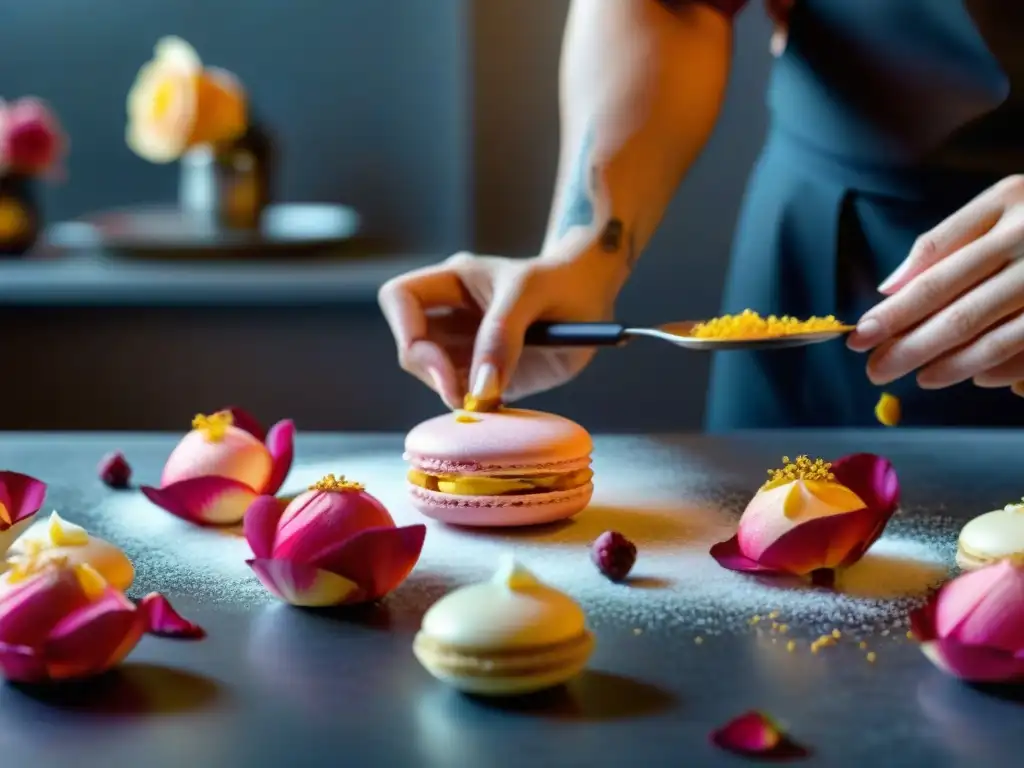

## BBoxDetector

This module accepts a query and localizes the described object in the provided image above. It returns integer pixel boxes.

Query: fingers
[973,347,1024,388]
[916,308,1024,388]
[469,270,545,401]
[865,257,1024,385]
[378,262,471,408]
[847,226,1013,356]
[874,183,1006,296]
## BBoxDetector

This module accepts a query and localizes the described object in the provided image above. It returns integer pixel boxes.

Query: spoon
[523,321,854,352]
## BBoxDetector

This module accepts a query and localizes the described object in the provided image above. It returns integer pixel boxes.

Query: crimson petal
[0,642,47,683]
[909,599,939,643]
[710,710,783,754]
[43,589,145,681]
[0,470,47,528]
[139,593,206,639]
[243,495,287,559]
[709,536,785,575]
[0,569,90,647]
[141,476,259,526]
[263,419,295,495]
[831,453,899,564]
[310,524,426,601]
[224,406,267,442]
[755,505,883,576]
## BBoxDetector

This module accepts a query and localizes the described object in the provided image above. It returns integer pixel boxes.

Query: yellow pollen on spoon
[309,474,365,493]
[762,455,836,491]
[193,410,234,442]
[689,309,852,340]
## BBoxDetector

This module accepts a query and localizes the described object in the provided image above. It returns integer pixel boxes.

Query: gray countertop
[1,430,1022,768]
[0,253,436,307]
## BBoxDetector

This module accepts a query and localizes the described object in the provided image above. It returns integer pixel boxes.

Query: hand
[378,248,619,409]
[847,175,1024,397]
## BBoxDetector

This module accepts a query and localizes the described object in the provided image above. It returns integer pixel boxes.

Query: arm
[540,0,737,298]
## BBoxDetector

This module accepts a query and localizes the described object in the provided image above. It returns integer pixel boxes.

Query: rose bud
[710,454,899,581]
[244,474,426,608]
[910,559,1024,683]
[591,531,637,582]
[0,97,66,176]
[0,471,47,556]
[126,36,247,163]
[141,407,294,526]
[98,451,132,488]
[0,561,202,684]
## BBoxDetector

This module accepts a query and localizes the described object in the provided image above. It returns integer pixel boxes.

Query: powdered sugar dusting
[93,443,958,637]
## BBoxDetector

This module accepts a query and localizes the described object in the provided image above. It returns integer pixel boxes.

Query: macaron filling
[407,467,593,497]
[413,631,593,678]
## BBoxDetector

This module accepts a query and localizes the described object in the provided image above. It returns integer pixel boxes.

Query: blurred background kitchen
[0,0,774,432]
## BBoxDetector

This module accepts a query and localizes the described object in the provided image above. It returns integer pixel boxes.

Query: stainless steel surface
[0,430,1020,768]
[628,321,852,351]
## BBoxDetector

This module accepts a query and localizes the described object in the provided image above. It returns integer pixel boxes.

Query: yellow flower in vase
[126,37,248,163]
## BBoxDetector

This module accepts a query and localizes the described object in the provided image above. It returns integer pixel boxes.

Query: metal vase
[178,122,274,230]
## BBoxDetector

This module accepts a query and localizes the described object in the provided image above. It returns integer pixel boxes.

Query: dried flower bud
[591,531,636,582]
[98,452,132,489]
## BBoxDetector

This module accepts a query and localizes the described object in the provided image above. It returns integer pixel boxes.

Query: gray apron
[706,0,1024,429]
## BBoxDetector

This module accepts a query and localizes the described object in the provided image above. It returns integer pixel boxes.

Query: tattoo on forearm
[599,218,624,252]
[556,123,597,238]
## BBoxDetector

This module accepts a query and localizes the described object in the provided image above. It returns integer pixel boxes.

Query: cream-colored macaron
[956,501,1024,571]
[413,555,594,696]
[2,511,134,590]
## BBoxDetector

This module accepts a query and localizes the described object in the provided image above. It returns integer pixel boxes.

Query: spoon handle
[523,322,629,347]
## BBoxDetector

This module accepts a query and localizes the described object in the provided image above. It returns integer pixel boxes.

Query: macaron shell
[413,631,593,696]
[957,507,1024,568]
[408,481,593,527]
[405,408,592,473]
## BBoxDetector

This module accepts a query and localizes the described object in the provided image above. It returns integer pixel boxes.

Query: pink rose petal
[709,536,784,575]
[830,453,899,565]
[139,593,206,639]
[43,589,145,681]
[710,710,783,754]
[754,504,884,576]
[98,451,132,489]
[141,476,259,526]
[0,642,47,684]
[274,490,394,563]
[0,569,90,647]
[224,406,267,442]
[0,470,47,529]
[243,495,288,559]
[919,638,1024,683]
[936,561,1024,652]
[310,524,427,602]
[263,419,295,496]
[247,557,362,607]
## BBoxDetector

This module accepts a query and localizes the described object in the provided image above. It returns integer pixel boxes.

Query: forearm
[541,0,733,292]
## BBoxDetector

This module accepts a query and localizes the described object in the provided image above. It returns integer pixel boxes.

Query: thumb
[468,279,541,403]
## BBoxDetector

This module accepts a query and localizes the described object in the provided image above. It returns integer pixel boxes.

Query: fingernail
[426,367,446,394]
[471,363,501,400]
[878,262,910,293]
[851,318,882,348]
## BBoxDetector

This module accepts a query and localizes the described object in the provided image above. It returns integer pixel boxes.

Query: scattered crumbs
[881,629,890,636]
[906,630,915,640]
[768,611,780,619]
[778,624,789,633]
[750,615,762,625]
[786,640,796,652]
[866,652,877,663]
[859,641,868,650]
[695,636,704,645]
[831,629,841,639]
[633,628,643,635]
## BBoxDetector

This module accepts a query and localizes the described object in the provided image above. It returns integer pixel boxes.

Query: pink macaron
[404,407,594,527]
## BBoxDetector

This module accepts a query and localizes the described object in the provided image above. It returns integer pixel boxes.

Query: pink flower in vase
[0,98,67,178]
